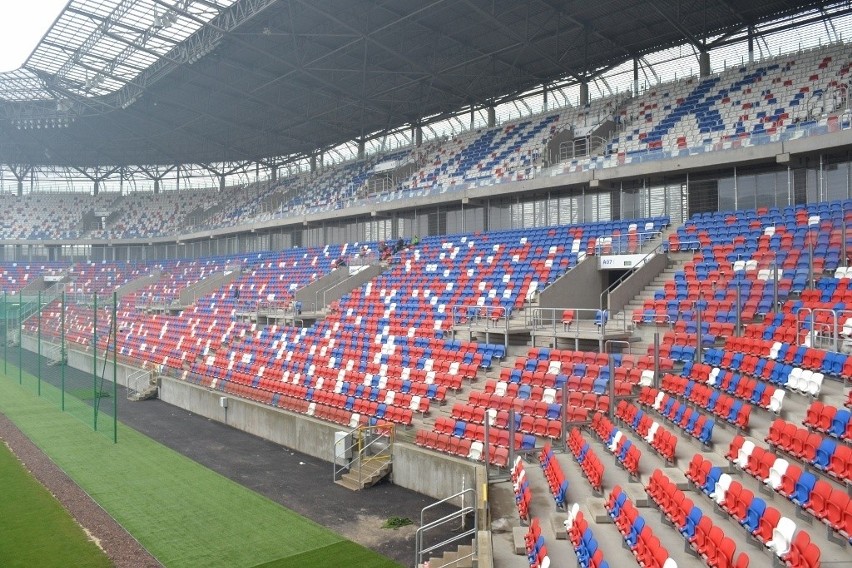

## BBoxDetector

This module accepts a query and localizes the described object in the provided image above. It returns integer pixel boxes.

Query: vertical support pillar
[508,407,516,460]
[698,50,711,77]
[561,384,568,453]
[219,174,226,192]
[358,139,365,160]
[773,262,779,314]
[2,291,5,375]
[113,291,118,443]
[154,178,160,194]
[809,236,815,290]
[543,86,549,112]
[310,154,317,173]
[608,354,615,420]
[653,332,660,388]
[579,81,590,106]
[487,106,496,128]
[633,58,640,95]
[736,285,742,337]
[18,296,22,384]
[37,290,41,396]
[695,303,703,364]
[16,180,23,197]
[93,292,98,431]
[470,105,475,130]
[748,25,755,64]
[482,412,492,481]
[415,125,423,148]
[61,291,65,411]
[93,179,100,196]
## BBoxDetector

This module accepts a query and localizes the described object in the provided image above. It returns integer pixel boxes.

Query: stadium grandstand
[3,1,852,567]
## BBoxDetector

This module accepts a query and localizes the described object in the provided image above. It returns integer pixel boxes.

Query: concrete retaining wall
[19,335,150,389]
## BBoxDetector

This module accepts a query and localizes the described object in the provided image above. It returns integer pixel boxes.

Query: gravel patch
[0,414,162,568]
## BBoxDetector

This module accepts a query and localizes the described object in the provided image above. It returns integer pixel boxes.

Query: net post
[37,290,41,396]
[61,291,65,412]
[113,291,118,443]
[93,292,98,431]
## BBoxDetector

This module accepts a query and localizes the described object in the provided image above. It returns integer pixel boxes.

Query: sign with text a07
[599,254,649,270]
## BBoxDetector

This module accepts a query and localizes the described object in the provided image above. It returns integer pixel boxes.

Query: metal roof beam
[50,0,140,83]
[648,2,705,50]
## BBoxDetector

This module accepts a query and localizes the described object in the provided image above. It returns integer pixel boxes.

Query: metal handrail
[332,423,394,488]
[796,307,852,353]
[599,240,665,315]
[593,230,662,255]
[449,304,511,348]
[415,486,478,568]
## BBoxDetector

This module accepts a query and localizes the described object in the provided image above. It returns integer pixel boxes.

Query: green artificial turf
[0,441,113,568]
[0,368,401,568]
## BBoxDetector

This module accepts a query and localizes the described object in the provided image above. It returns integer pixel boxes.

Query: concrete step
[336,458,392,490]
[423,544,474,568]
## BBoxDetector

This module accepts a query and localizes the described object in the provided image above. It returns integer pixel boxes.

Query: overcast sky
[0,0,70,72]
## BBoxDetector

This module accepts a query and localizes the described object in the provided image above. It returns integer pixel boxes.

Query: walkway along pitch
[9,350,459,567]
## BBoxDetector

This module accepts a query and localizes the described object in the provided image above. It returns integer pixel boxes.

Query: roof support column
[543,86,548,112]
[154,179,160,194]
[17,180,23,197]
[219,174,226,192]
[469,104,475,130]
[633,58,640,95]
[699,50,711,77]
[358,139,365,160]
[579,81,590,106]
[415,125,423,148]
[487,106,496,128]
[310,154,317,173]
[748,25,755,64]
[94,179,100,197]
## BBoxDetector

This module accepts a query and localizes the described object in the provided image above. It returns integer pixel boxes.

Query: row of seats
[681,362,786,413]
[604,485,676,568]
[564,505,611,568]
[589,412,641,479]
[703,348,826,397]
[724,436,851,541]
[690,451,825,567]
[524,516,551,568]
[645,468,751,568]
[539,444,569,509]
[616,401,682,463]
[802,401,851,440]
[646,381,752,430]
[566,427,604,493]
[766,419,851,483]
[413,429,510,468]
[448,403,562,439]
[512,457,532,522]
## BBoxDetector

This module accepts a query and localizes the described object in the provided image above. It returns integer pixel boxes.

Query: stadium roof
[0,0,848,168]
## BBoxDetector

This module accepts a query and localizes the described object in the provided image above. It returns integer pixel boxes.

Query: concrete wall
[538,256,605,315]
[159,376,341,461]
[294,266,352,308]
[160,377,483,501]
[20,335,151,389]
[607,252,668,314]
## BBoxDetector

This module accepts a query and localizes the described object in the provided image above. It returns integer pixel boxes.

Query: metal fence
[0,290,118,442]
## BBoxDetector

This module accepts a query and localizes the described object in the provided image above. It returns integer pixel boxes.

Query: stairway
[334,456,392,490]
[611,251,695,353]
[419,544,474,568]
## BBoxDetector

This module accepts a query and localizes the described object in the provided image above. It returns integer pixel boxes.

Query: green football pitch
[0,369,401,568]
